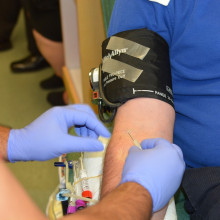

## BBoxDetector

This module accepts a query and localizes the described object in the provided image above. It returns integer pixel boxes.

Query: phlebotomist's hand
[121,138,185,212]
[7,104,110,162]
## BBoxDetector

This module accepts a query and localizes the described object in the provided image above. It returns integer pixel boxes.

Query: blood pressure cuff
[101,28,174,108]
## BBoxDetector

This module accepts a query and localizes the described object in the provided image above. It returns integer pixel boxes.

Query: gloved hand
[7,104,111,162]
[121,138,185,212]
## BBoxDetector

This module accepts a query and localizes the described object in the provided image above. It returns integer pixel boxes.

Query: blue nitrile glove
[71,104,102,138]
[121,138,185,212]
[7,104,111,162]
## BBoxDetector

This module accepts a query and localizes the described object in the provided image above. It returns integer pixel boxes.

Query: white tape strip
[149,0,170,6]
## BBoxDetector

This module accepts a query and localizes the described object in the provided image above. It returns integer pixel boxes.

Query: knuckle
[50,106,61,113]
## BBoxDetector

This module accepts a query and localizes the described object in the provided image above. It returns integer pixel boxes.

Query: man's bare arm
[64,182,152,220]
[0,159,152,220]
[0,126,10,161]
[0,159,47,220]
[101,98,175,218]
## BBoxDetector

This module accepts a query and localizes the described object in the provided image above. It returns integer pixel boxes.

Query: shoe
[0,40,12,51]
[47,91,66,106]
[40,75,64,90]
[10,54,49,73]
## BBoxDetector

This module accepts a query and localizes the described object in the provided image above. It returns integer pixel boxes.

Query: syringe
[73,161,86,211]
[79,153,93,201]
[127,130,142,150]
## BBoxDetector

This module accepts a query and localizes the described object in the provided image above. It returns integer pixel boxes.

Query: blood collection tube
[76,200,86,210]
[79,155,92,201]
[73,161,86,210]
[67,161,76,214]
[67,197,76,214]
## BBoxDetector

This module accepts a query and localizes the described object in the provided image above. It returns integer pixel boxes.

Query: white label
[149,0,170,6]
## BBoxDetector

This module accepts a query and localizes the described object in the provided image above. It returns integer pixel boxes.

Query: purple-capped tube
[76,199,86,211]
[67,205,77,214]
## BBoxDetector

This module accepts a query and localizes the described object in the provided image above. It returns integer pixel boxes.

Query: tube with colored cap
[79,154,92,202]
[73,161,86,210]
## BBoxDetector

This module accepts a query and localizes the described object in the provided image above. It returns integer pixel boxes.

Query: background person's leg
[10,0,49,72]
[25,0,67,105]
[33,29,66,106]
[0,0,21,51]
[33,30,64,79]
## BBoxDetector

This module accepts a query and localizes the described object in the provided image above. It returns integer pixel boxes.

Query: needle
[127,130,142,150]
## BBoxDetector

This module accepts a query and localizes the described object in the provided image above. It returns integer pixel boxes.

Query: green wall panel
[101,0,115,34]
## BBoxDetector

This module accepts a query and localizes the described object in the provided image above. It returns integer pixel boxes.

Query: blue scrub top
[108,0,220,168]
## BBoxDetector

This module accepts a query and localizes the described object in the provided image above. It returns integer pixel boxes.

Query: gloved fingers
[88,129,99,138]
[141,138,172,150]
[171,144,186,173]
[77,126,89,137]
[172,144,184,160]
[74,126,80,136]
[74,126,87,137]
[140,138,162,150]
[128,146,142,154]
[62,108,110,138]
[75,126,98,138]
[68,104,97,118]
[61,135,104,152]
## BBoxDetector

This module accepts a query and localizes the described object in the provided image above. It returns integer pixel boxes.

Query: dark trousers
[182,167,220,220]
[0,0,39,55]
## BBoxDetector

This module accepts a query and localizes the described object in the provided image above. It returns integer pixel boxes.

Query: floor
[0,11,60,212]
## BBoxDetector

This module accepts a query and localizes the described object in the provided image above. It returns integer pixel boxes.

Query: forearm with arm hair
[101,98,175,197]
[101,98,175,219]
[0,160,47,220]
[0,159,152,220]
[63,182,152,220]
[0,126,10,160]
